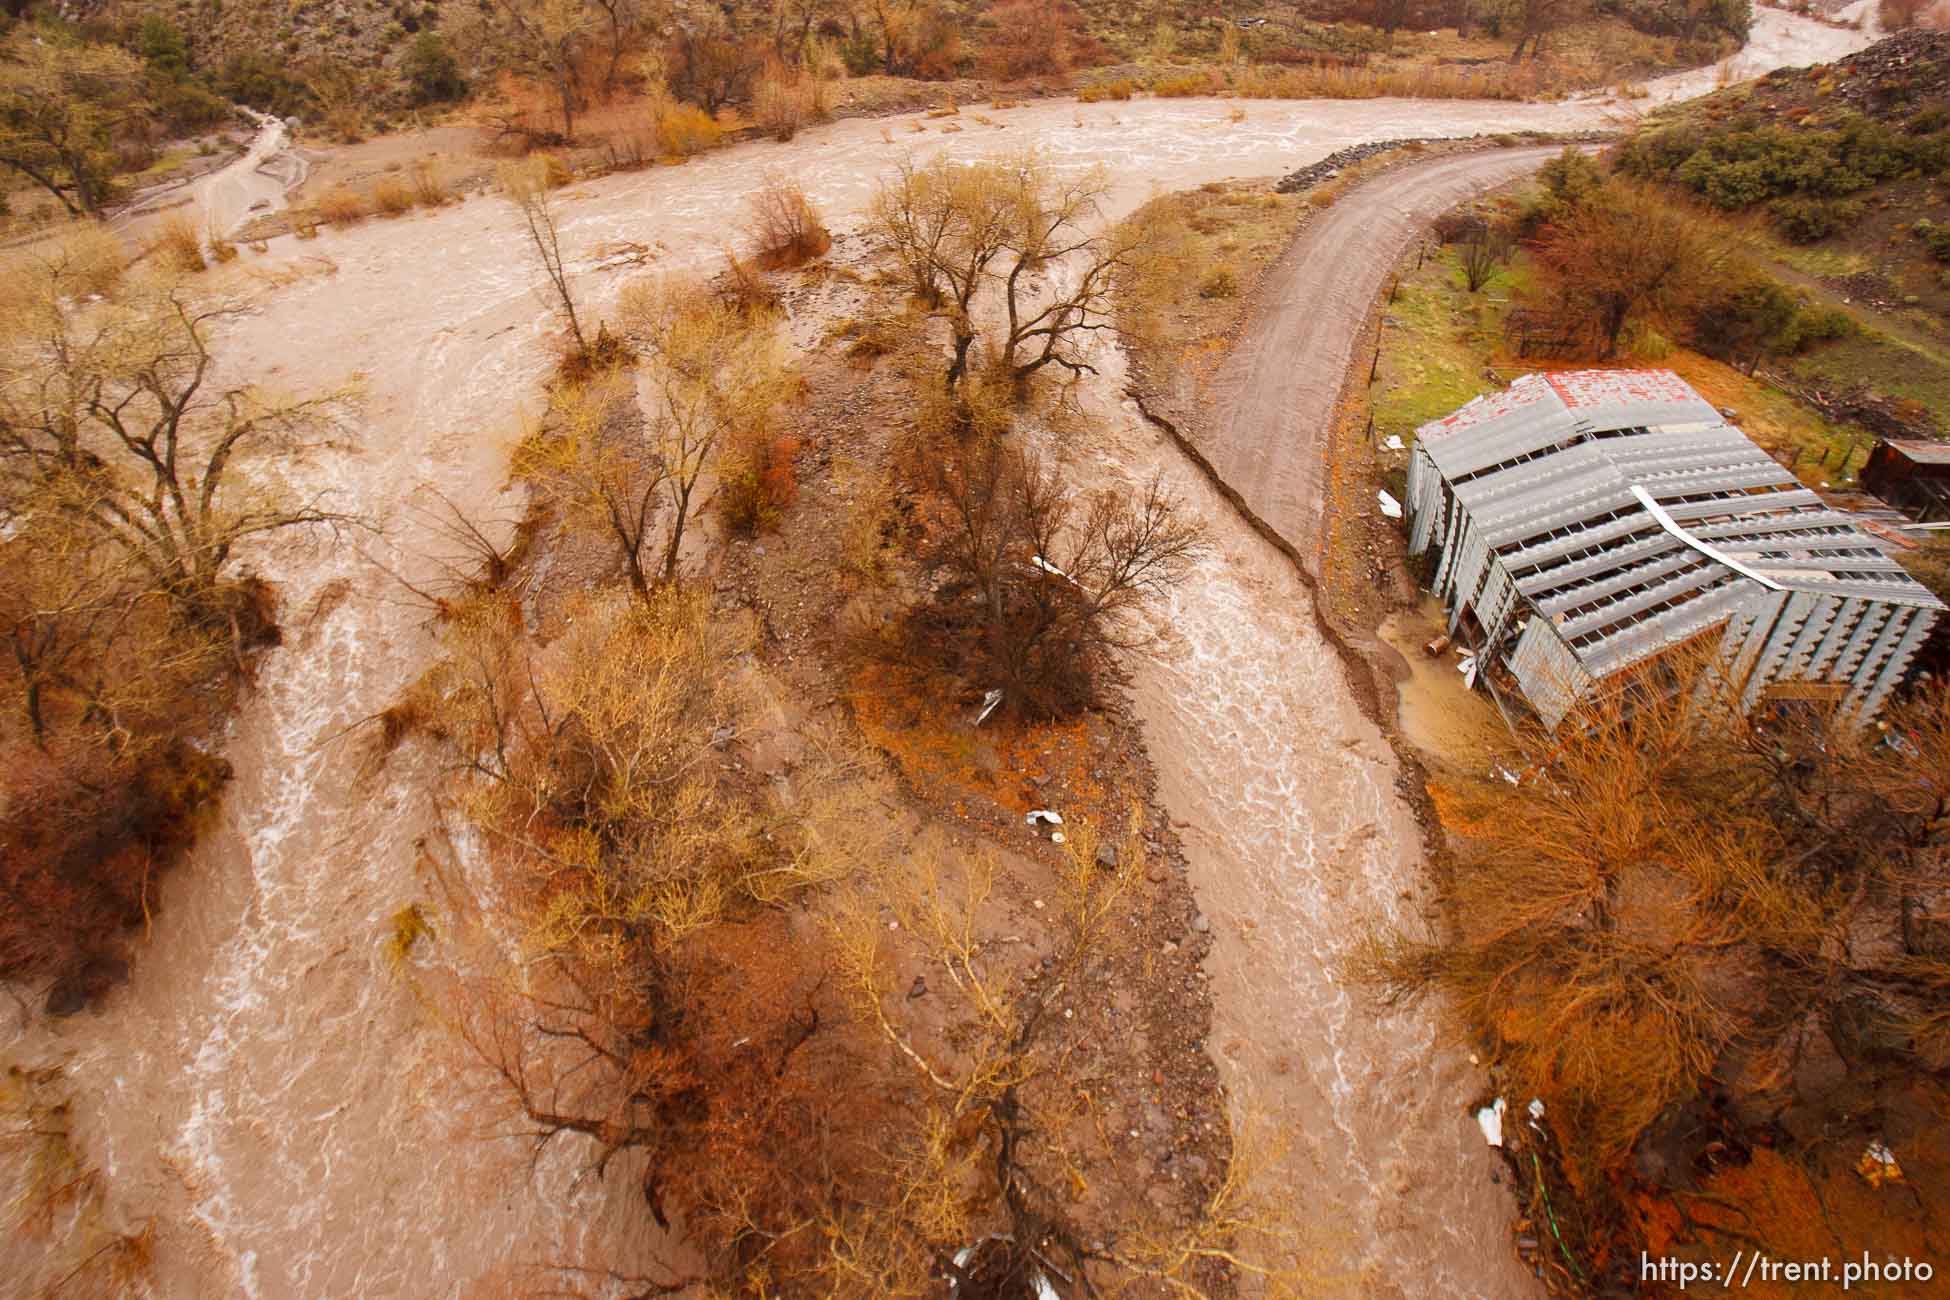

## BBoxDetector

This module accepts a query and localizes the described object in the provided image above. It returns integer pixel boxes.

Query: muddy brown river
[3,11,1873,1296]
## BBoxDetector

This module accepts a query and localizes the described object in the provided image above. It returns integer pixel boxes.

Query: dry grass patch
[410,159,450,206]
[372,176,415,217]
[315,186,366,226]
[151,211,205,273]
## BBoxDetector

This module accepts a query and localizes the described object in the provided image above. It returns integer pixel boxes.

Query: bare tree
[909,439,1206,717]
[411,586,900,1286]
[0,268,353,616]
[1355,659,1950,1184]
[514,375,668,603]
[871,153,1021,391]
[829,822,1330,1297]
[500,158,590,359]
[871,153,1159,395]
[464,0,604,140]
[0,29,148,220]
[617,280,795,582]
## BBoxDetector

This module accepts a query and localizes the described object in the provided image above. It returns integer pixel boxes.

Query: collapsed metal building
[1405,369,1945,727]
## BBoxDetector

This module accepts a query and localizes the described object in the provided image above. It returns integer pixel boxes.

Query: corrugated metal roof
[1408,369,1946,726]
[1880,439,1950,465]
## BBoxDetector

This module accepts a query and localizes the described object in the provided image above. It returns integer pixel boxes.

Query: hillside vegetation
[1616,28,1950,420]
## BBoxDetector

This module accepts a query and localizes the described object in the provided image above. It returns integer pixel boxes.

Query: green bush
[401,30,465,104]
[1620,114,1948,216]
[214,53,310,117]
[1767,196,1863,243]
[1913,218,1950,262]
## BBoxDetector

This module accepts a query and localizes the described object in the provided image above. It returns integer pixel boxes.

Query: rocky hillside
[91,0,455,69]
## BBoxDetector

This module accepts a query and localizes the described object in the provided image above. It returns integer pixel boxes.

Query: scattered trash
[1377,489,1404,519]
[1457,654,1478,688]
[1030,554,1074,582]
[1491,765,1521,786]
[1026,809,1064,828]
[1384,435,1405,451]
[948,1241,1061,1300]
[1476,1097,1507,1147]
[1527,1098,1546,1121]
[1050,831,1066,844]
[1858,1141,1903,1188]
[1423,634,1451,657]
[973,688,1005,727]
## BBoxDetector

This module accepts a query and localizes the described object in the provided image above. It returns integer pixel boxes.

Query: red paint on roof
[1544,368,1699,410]
[1419,369,1708,444]
[1420,373,1555,441]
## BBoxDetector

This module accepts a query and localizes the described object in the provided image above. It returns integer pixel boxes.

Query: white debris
[948,1241,1060,1300]
[1050,831,1066,844]
[1030,554,1073,581]
[1384,435,1405,450]
[1858,1140,1903,1187]
[1476,1097,1506,1147]
[1527,1098,1546,1120]
[973,688,1004,726]
[1377,489,1404,519]
[1026,809,1064,827]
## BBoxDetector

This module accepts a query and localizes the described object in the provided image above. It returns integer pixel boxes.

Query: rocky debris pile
[1273,132,1609,195]
[1817,27,1950,115]
[1274,139,1448,193]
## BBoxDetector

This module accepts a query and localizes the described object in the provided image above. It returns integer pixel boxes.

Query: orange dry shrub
[719,431,800,533]
[978,0,1090,79]
[846,661,1110,820]
[747,172,832,268]
[0,738,229,1000]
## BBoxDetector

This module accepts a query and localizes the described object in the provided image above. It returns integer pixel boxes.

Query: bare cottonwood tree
[910,438,1206,717]
[412,586,901,1285]
[500,158,590,358]
[618,280,795,582]
[513,373,666,602]
[0,267,353,616]
[871,152,1159,395]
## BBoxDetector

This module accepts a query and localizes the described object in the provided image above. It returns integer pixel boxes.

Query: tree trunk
[946,327,976,391]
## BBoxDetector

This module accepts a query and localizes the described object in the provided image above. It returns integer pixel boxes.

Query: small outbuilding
[1405,369,1945,727]
[1862,438,1950,524]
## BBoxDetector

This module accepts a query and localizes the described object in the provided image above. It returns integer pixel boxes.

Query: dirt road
[1191,146,1563,571]
[0,11,1874,1297]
